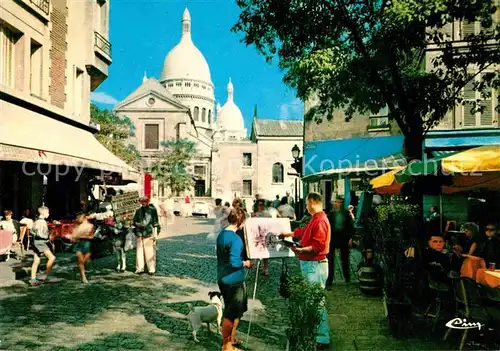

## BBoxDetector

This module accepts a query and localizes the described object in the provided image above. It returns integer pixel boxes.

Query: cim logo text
[445,318,484,330]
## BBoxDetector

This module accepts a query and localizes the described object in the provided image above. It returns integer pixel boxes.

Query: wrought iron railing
[94,31,112,58]
[30,0,50,15]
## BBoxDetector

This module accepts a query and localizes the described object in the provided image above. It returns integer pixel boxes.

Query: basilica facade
[114,8,303,203]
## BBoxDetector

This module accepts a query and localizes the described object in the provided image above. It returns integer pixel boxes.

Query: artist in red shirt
[280,192,331,350]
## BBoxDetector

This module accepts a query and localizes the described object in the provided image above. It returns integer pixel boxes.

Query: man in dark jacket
[326,197,354,286]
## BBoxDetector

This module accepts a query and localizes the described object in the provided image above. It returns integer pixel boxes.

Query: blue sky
[91,0,303,130]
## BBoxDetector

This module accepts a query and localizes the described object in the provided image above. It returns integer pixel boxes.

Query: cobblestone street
[0,218,298,351]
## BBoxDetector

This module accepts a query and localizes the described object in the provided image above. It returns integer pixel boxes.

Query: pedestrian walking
[272,195,280,209]
[71,212,95,283]
[216,207,253,351]
[133,196,160,275]
[29,206,56,286]
[280,192,331,349]
[277,196,295,220]
[326,197,354,286]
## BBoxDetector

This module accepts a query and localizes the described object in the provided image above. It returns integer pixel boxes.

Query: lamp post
[291,144,302,218]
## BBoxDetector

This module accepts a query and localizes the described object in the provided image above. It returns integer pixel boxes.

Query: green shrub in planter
[286,274,325,350]
[368,203,420,337]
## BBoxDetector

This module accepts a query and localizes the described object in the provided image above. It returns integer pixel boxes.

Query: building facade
[0,0,132,218]
[115,8,303,205]
[302,9,500,212]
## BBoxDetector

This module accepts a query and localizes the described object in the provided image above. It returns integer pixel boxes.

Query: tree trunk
[401,117,425,223]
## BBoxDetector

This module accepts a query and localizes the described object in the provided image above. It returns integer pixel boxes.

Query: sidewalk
[326,283,447,351]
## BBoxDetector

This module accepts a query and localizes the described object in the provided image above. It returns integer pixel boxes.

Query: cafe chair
[483,286,500,342]
[444,278,489,351]
[425,276,452,332]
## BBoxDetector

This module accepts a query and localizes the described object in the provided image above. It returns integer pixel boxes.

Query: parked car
[173,199,182,216]
[192,201,209,218]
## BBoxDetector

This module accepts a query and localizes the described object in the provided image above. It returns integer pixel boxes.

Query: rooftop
[253,118,303,137]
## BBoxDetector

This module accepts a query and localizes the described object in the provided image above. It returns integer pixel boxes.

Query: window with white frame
[202,108,206,122]
[30,40,43,97]
[368,106,389,130]
[208,110,212,125]
[243,180,252,196]
[98,0,108,36]
[243,153,252,167]
[74,67,84,117]
[462,76,495,127]
[194,165,205,177]
[272,162,284,183]
[193,107,199,121]
[0,24,17,88]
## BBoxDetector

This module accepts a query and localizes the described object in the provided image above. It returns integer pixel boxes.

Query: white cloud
[279,98,303,120]
[91,92,118,105]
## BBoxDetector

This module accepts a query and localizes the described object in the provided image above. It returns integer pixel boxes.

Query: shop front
[0,97,139,219]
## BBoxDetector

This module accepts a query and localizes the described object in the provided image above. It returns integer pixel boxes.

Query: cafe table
[476,269,500,288]
[460,255,486,280]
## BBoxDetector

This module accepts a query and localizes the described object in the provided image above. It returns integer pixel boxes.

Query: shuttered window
[0,25,15,87]
[144,124,160,149]
[462,76,495,127]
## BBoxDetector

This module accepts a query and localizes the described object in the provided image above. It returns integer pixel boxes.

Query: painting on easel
[243,217,295,259]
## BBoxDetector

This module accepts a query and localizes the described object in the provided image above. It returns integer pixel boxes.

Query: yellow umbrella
[370,166,405,189]
[370,145,500,194]
[441,145,500,173]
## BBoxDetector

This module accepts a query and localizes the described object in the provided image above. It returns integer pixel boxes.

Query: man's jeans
[299,260,330,345]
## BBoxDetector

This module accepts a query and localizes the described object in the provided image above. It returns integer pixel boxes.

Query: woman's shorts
[32,240,51,257]
[218,281,248,321]
[73,240,92,254]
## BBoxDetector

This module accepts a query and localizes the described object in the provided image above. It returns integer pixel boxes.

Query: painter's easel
[244,259,261,348]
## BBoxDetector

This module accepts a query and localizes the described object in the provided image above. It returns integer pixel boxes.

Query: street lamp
[291,144,302,218]
[291,144,300,159]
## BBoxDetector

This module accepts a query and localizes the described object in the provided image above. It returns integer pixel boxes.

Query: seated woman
[455,222,481,256]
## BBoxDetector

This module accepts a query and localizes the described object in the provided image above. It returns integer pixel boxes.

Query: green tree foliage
[233,0,500,159]
[149,139,196,195]
[90,104,140,166]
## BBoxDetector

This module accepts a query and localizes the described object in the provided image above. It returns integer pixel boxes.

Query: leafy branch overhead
[90,104,140,166]
[233,0,500,157]
[149,139,197,195]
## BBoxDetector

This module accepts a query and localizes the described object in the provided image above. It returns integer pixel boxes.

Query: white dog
[186,291,223,342]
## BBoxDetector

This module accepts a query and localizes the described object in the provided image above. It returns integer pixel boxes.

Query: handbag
[124,231,136,251]
[279,258,291,298]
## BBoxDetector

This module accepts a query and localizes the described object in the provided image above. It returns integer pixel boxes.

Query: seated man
[423,234,456,285]
[475,222,500,268]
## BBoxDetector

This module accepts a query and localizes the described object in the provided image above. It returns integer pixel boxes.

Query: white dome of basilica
[160,8,212,84]
[217,78,245,131]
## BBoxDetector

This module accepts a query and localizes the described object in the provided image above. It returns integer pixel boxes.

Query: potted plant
[285,274,325,350]
[368,202,420,337]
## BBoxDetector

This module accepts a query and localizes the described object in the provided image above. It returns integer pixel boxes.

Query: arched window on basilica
[202,108,206,122]
[208,110,211,125]
[272,162,284,183]
[194,107,199,121]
